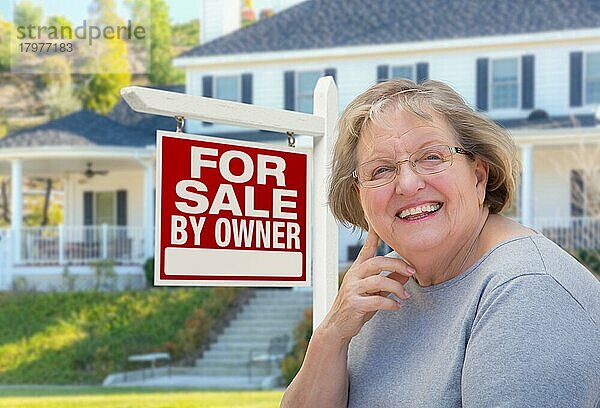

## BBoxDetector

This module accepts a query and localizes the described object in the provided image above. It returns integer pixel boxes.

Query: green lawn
[0,386,284,408]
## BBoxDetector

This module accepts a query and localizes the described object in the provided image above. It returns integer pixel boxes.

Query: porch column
[143,160,155,259]
[11,159,22,263]
[520,144,534,228]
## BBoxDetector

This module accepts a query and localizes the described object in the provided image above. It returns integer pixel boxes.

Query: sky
[0,0,304,24]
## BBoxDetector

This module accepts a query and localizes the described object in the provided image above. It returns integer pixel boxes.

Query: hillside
[0,287,241,384]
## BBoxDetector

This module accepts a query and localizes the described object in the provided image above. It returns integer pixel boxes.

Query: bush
[570,248,600,276]
[143,257,154,287]
[281,308,312,385]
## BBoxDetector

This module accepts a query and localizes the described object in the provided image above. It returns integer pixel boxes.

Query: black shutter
[570,52,583,107]
[202,75,213,126]
[324,68,337,83]
[83,191,93,225]
[476,58,489,111]
[570,169,584,216]
[416,62,429,83]
[284,71,295,111]
[117,190,127,226]
[241,73,253,104]
[521,55,535,109]
[377,65,389,82]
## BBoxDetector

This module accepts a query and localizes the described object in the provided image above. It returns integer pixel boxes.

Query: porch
[0,225,150,291]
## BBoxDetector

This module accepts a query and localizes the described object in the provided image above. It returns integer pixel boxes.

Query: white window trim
[214,75,242,102]
[93,191,117,226]
[296,70,322,113]
[489,57,521,112]
[584,51,600,106]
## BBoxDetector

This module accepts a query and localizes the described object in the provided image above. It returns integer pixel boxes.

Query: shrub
[143,257,154,287]
[570,248,600,276]
[90,259,116,291]
[281,308,312,385]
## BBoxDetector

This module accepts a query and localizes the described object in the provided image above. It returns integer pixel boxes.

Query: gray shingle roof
[0,110,157,148]
[181,0,600,58]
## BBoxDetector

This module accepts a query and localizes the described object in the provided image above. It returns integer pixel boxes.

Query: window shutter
[117,190,127,226]
[83,191,93,226]
[570,52,583,107]
[416,62,429,83]
[284,71,295,111]
[202,76,213,126]
[570,169,584,216]
[521,55,535,110]
[324,68,337,83]
[476,58,489,111]
[241,73,253,104]
[377,65,389,82]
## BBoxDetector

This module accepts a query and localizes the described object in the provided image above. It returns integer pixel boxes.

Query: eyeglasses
[353,144,473,188]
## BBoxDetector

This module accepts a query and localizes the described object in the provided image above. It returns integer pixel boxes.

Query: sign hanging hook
[287,131,295,148]
[175,116,185,132]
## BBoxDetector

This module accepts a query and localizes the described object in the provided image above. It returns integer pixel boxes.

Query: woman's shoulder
[475,217,600,325]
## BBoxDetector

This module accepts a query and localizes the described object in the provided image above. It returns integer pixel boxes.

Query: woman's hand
[320,228,415,342]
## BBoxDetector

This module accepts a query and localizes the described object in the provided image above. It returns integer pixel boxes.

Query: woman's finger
[359,274,410,300]
[354,227,380,265]
[356,256,415,279]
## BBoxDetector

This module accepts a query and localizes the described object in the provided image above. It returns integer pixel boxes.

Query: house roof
[0,109,157,149]
[180,0,600,59]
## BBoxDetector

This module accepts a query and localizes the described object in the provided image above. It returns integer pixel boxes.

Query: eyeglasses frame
[352,145,473,188]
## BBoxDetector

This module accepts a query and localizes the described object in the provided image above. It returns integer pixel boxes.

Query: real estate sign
[155,130,311,286]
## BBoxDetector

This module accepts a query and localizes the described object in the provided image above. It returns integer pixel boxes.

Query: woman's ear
[474,159,489,206]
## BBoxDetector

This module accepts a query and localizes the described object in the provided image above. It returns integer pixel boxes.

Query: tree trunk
[41,178,52,226]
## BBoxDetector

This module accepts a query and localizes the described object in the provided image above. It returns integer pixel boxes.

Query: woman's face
[355,109,488,258]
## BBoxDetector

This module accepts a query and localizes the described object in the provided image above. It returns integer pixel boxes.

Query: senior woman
[281,79,600,407]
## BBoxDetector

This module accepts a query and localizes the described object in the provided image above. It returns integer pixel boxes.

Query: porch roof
[0,109,157,149]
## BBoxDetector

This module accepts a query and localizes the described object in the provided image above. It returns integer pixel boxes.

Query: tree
[128,0,182,85]
[0,16,13,72]
[81,0,131,114]
[13,0,43,29]
[46,15,73,39]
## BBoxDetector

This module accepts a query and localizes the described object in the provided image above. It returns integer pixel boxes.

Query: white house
[0,0,599,290]
[174,0,600,262]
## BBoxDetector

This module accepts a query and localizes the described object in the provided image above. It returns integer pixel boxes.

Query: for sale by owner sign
[155,131,311,286]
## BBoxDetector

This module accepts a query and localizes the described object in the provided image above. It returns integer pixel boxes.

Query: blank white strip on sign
[164,247,303,277]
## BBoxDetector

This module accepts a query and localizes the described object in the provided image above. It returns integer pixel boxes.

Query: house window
[391,65,414,80]
[296,71,322,113]
[491,58,519,109]
[585,52,600,104]
[95,191,116,225]
[215,75,240,102]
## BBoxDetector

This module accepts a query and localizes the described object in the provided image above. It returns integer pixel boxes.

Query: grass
[0,386,284,408]
[0,288,240,384]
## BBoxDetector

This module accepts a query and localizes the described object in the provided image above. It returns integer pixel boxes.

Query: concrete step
[193,288,310,379]
[193,363,278,377]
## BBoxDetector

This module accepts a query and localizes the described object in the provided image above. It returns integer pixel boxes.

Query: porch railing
[19,225,147,265]
[534,217,600,250]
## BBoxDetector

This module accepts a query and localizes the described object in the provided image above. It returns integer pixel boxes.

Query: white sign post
[121,77,339,329]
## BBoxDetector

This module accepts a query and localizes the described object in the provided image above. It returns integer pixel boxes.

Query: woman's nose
[394,164,425,195]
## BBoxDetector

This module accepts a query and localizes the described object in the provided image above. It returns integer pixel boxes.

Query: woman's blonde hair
[328,79,521,231]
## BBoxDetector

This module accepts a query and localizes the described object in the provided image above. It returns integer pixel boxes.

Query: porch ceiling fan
[78,162,109,183]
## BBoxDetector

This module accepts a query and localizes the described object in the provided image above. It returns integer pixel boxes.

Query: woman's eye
[419,151,444,161]
[371,166,394,178]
